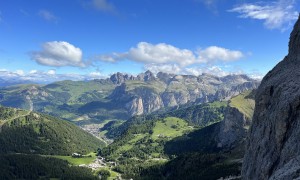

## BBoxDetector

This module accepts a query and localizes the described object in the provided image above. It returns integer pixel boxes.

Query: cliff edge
[242,15,300,179]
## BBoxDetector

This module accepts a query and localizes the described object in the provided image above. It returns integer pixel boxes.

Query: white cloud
[144,64,182,74]
[197,46,244,63]
[29,70,38,74]
[92,0,116,13]
[97,42,244,67]
[38,10,58,22]
[144,64,256,78]
[127,42,196,67]
[0,69,106,84]
[230,0,299,30]
[31,41,85,67]
[184,66,230,77]
[89,71,103,79]
[15,70,25,76]
[47,69,56,75]
[96,53,124,63]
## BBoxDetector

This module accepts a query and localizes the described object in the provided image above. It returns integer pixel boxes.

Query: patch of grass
[95,168,120,180]
[128,134,146,143]
[151,117,191,140]
[208,101,227,108]
[45,80,115,103]
[229,91,255,119]
[50,152,97,165]
[125,80,166,94]
[118,144,133,152]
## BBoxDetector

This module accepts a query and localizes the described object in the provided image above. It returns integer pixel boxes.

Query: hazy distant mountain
[0,78,34,87]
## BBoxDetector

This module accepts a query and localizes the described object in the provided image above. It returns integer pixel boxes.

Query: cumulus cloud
[38,10,58,22]
[31,41,85,67]
[97,42,244,67]
[197,46,244,63]
[143,63,257,78]
[15,70,25,76]
[184,66,230,76]
[47,69,56,75]
[89,71,103,79]
[229,0,299,30]
[127,42,196,66]
[144,64,182,74]
[92,0,116,13]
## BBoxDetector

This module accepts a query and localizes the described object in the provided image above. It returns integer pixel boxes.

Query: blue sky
[0,0,299,82]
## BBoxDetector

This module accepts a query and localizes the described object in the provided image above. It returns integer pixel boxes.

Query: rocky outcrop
[126,97,144,115]
[242,16,300,179]
[110,72,135,84]
[217,107,250,148]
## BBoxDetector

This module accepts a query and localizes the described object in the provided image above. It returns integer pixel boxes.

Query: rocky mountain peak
[242,16,300,179]
[289,14,300,57]
[144,70,155,81]
[110,72,135,84]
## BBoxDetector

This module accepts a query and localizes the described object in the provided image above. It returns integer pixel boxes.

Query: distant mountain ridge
[0,71,260,122]
[0,78,34,87]
[105,71,259,115]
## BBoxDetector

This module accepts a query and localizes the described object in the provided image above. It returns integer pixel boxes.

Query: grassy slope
[125,80,166,94]
[44,80,115,104]
[0,154,97,179]
[0,106,105,155]
[106,101,227,139]
[101,117,192,160]
[229,90,255,119]
[151,117,192,140]
[49,152,97,165]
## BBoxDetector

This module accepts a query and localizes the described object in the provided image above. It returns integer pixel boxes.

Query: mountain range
[0,71,259,125]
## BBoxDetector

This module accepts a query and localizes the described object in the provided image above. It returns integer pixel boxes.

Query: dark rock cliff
[242,15,300,179]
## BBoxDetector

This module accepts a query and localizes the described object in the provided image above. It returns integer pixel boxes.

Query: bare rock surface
[242,15,300,179]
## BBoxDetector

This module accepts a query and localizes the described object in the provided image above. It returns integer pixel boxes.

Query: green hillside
[99,117,195,178]
[0,154,98,179]
[100,117,193,160]
[229,90,255,119]
[0,106,105,155]
[106,101,227,139]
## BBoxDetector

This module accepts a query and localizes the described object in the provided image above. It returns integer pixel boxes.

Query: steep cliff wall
[242,16,300,179]
[217,106,249,149]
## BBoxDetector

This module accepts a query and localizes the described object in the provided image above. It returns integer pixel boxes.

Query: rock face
[109,72,260,116]
[217,107,250,148]
[242,16,300,179]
